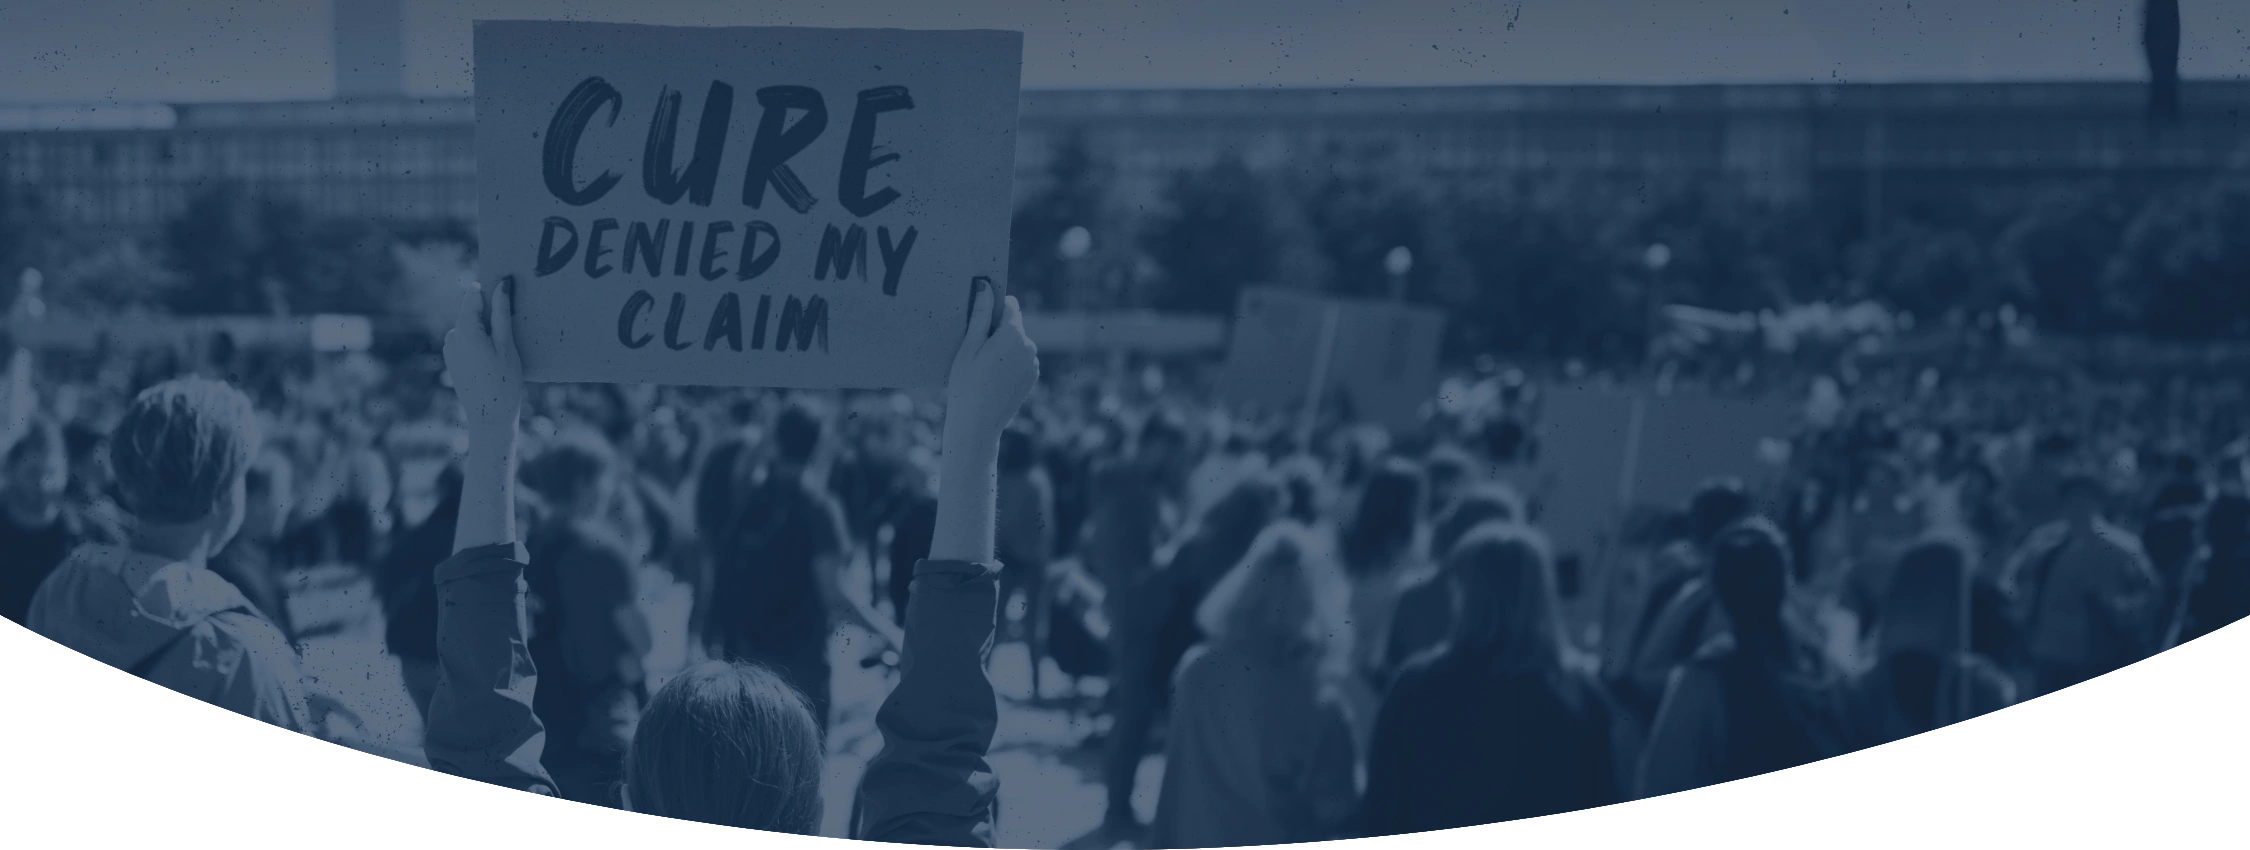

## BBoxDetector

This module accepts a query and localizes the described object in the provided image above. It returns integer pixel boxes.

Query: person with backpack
[2000,472,2159,697]
[1635,518,1846,798]
[424,277,1035,843]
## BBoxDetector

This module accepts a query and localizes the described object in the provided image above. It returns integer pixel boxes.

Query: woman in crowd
[1335,457,1427,730]
[1384,482,1526,671]
[423,277,1036,843]
[1636,518,1846,798]
[1362,522,1617,835]
[1148,522,1360,849]
[1841,534,2016,750]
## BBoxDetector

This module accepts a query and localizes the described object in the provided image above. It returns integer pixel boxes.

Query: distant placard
[1218,288,1446,431]
[475,21,1023,387]
[1535,386,1800,561]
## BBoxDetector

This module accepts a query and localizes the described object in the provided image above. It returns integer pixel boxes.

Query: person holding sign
[424,275,1034,844]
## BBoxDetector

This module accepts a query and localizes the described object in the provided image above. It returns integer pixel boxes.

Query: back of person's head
[1444,521,1561,673]
[1137,410,1189,459]
[520,428,617,517]
[1273,454,1328,524]
[626,660,823,834]
[2058,470,2109,518]
[998,425,1038,476]
[1709,517,1792,651]
[1195,521,1352,675]
[2207,492,2250,555]
[107,377,261,527]
[1194,473,1284,555]
[1480,417,1528,464]
[1687,477,1753,544]
[1430,482,1525,560]
[773,400,826,467]
[1340,457,1426,577]
[2143,505,2203,574]
[1880,533,1975,660]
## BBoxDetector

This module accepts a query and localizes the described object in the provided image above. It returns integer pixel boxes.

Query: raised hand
[944,279,1039,446]
[444,276,526,554]
[443,276,526,432]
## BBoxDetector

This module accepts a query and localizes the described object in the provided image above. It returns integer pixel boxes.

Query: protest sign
[1218,287,1446,432]
[1535,387,1798,564]
[475,21,1023,387]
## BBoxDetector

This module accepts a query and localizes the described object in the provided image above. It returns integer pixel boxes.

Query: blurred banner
[1218,287,1446,432]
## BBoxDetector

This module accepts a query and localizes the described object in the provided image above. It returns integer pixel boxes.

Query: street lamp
[1384,245,1412,300]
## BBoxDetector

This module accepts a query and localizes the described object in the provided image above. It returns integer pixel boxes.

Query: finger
[964,279,996,344]
[1002,295,1028,337]
[493,275,522,377]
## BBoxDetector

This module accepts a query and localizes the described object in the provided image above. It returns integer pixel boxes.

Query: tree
[1140,154,1329,313]
[2104,180,2250,338]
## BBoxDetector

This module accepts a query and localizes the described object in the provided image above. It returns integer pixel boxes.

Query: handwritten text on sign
[475,22,1023,387]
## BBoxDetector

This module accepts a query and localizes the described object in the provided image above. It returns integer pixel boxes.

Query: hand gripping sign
[476,21,1022,388]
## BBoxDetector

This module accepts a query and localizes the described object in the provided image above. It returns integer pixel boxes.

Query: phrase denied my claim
[475,22,1023,388]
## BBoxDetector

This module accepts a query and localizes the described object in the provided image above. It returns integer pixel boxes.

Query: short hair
[1340,457,1426,577]
[519,428,616,509]
[107,378,262,524]
[626,660,823,833]
[2058,470,2109,503]
[1431,482,1526,559]
[1687,478,1753,543]
[773,400,825,465]
[1137,410,1189,455]
[1709,517,1791,642]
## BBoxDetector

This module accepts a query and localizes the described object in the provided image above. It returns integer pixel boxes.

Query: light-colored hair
[1195,521,1353,678]
[107,377,261,524]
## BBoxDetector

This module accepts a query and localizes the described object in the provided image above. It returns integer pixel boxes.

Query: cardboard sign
[1534,386,1799,562]
[475,22,1023,387]
[1218,287,1446,431]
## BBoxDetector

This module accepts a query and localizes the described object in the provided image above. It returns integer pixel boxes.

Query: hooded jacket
[27,543,315,732]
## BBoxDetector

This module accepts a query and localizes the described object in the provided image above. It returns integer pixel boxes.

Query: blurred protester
[517,428,653,806]
[1149,523,1358,849]
[2179,493,2250,644]
[2002,472,2159,697]
[0,419,88,625]
[208,449,300,642]
[27,379,320,731]
[1636,519,1846,798]
[1089,410,1192,840]
[1383,483,1526,671]
[1842,535,2015,750]
[1363,523,1616,834]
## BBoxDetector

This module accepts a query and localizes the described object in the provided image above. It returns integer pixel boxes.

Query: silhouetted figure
[2145,0,2182,125]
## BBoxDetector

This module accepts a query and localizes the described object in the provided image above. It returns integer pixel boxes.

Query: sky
[1,0,2248,104]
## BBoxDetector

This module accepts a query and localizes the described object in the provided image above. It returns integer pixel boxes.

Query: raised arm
[423,276,557,795]
[856,281,1038,847]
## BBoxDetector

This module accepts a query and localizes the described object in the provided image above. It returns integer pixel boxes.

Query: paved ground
[285,561,1157,848]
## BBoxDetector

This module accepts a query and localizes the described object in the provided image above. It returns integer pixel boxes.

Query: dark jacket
[426,544,1001,846]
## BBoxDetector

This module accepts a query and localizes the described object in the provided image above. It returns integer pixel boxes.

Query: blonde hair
[1195,521,1353,678]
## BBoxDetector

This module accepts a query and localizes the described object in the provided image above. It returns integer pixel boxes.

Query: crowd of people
[4,272,2249,848]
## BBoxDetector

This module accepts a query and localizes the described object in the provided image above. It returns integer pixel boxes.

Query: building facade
[3,80,2247,233]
